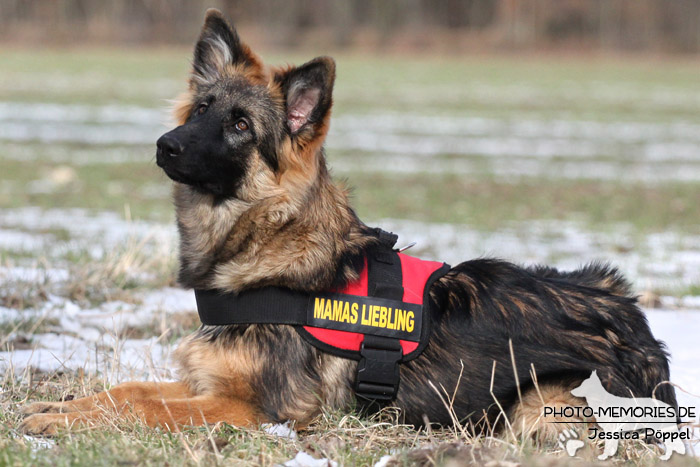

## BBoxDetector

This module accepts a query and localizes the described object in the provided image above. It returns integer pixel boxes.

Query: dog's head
[156,9,335,199]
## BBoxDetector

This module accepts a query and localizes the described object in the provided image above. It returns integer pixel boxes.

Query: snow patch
[645,310,700,413]
[0,207,176,261]
[373,455,394,467]
[0,288,195,382]
[22,435,56,451]
[284,451,337,467]
[0,266,70,283]
[264,421,298,439]
[379,218,700,293]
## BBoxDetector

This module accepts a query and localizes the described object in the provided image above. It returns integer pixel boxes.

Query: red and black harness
[194,230,450,405]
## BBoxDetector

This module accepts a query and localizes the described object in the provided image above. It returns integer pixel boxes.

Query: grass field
[2,49,700,227]
[1,47,700,465]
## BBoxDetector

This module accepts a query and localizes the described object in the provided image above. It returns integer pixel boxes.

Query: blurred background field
[2,48,700,294]
[1,1,700,464]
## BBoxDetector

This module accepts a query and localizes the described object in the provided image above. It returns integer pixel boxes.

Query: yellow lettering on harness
[312,296,417,335]
[314,298,324,319]
[378,306,387,327]
[386,308,395,329]
[396,309,405,331]
[361,304,370,325]
[341,301,350,323]
[323,299,332,320]
[350,303,359,323]
[332,300,343,321]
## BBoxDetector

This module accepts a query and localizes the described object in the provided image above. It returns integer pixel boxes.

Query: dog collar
[193,229,450,405]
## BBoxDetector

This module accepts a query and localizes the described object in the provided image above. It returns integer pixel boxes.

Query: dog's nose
[156,134,183,158]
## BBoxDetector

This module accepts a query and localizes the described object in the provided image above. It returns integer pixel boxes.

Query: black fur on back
[394,258,675,428]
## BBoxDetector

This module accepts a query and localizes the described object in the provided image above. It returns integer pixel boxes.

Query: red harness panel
[302,253,445,355]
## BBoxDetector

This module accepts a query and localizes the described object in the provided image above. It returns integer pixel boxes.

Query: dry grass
[1,227,177,312]
[63,232,177,306]
[1,233,698,466]
[1,243,698,465]
[1,358,698,466]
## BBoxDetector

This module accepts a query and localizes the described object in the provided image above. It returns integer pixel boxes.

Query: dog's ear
[274,57,336,138]
[191,9,258,86]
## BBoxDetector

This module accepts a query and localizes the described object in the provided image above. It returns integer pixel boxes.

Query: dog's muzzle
[156,133,183,166]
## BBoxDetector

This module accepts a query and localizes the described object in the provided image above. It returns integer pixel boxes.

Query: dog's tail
[528,263,678,407]
[590,294,677,411]
[449,260,678,413]
[562,292,678,412]
[528,262,633,298]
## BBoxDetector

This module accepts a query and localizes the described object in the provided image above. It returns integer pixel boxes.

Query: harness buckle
[354,335,402,402]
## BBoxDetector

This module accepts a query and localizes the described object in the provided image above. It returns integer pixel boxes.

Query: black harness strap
[195,287,309,326]
[193,228,433,409]
[355,230,404,405]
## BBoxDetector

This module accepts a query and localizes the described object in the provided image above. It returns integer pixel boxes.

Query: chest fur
[174,324,354,423]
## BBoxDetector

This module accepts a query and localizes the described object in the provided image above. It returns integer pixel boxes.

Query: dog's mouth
[156,158,228,195]
[157,157,192,185]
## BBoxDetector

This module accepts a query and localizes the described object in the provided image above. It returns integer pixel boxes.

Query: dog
[570,371,685,460]
[19,10,678,447]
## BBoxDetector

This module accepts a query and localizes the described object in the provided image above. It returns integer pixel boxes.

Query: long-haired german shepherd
[20,10,677,443]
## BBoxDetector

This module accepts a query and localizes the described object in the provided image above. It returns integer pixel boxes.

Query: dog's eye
[195,103,208,116]
[235,119,249,132]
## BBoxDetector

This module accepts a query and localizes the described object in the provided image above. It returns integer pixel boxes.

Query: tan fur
[210,181,363,292]
[174,329,268,401]
[21,396,260,435]
[318,354,355,408]
[22,382,191,414]
[225,55,267,84]
[20,381,261,433]
[510,383,588,442]
[172,92,194,126]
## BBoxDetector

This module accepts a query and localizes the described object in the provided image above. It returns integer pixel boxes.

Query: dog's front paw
[19,414,68,436]
[20,401,66,415]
